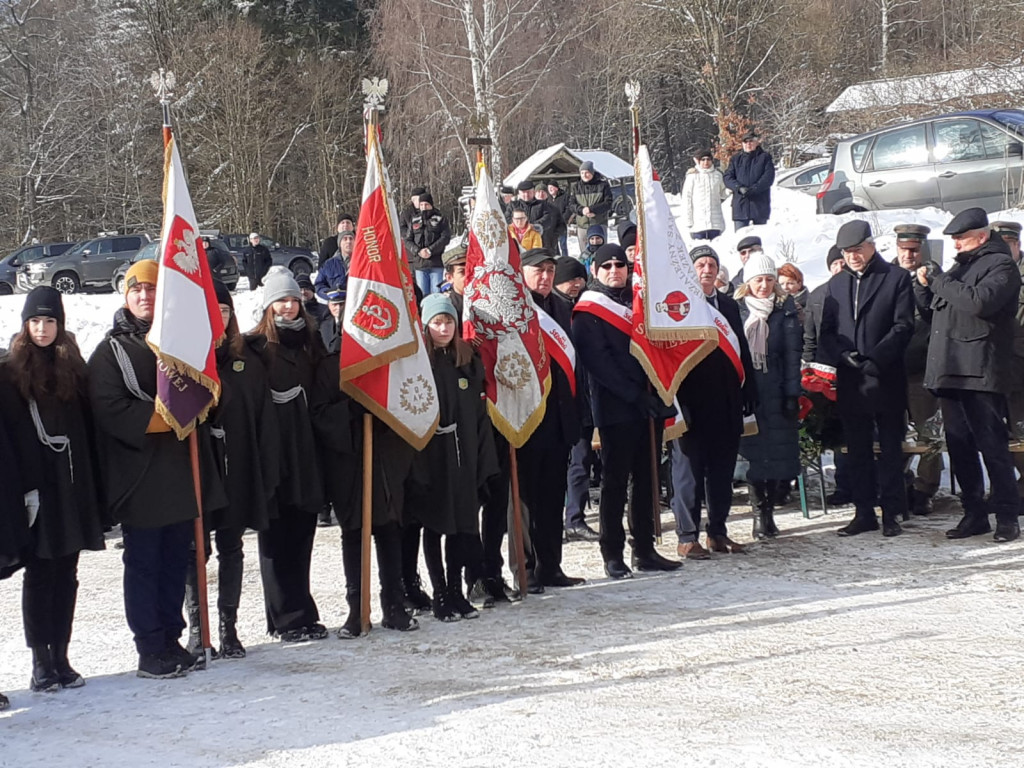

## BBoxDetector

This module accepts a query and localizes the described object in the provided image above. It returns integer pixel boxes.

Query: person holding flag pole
[338,80,440,635]
[88,68,228,677]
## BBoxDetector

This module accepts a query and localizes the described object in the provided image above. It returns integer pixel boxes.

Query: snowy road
[2,495,1022,768]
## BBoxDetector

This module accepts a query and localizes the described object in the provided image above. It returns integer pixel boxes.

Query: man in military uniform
[440,242,468,328]
[916,208,1021,543]
[892,224,943,515]
[991,220,1024,506]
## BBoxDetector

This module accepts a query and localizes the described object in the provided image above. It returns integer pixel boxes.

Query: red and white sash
[573,290,632,336]
[708,303,746,387]
[536,306,577,396]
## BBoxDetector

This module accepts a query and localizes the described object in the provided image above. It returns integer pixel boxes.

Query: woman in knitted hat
[182,280,279,660]
[0,286,105,692]
[734,253,803,540]
[248,270,328,643]
[408,293,498,622]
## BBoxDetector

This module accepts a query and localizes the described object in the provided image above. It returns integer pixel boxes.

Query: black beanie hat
[419,192,434,206]
[411,186,427,197]
[22,286,65,326]
[826,245,843,269]
[212,278,233,309]
[592,243,628,269]
[554,257,587,284]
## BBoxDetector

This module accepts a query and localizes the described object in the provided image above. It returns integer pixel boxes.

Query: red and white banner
[147,136,225,439]
[536,306,576,396]
[708,304,746,386]
[341,129,439,450]
[463,166,550,448]
[631,146,720,404]
[573,290,632,336]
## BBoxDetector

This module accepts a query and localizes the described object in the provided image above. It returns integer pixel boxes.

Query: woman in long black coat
[410,294,498,622]
[184,280,279,660]
[311,350,419,637]
[1,287,106,692]
[248,270,327,643]
[735,255,802,539]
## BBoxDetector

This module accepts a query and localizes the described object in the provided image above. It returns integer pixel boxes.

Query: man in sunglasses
[572,244,681,579]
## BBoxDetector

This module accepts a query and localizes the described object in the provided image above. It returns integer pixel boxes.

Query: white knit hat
[744,252,777,282]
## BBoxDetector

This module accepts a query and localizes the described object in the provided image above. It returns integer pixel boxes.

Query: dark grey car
[18,234,151,294]
[0,242,76,294]
[817,109,1024,215]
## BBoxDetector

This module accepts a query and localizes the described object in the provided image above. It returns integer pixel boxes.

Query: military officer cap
[442,242,468,268]
[520,247,557,267]
[835,220,873,250]
[942,207,989,236]
[736,235,762,252]
[893,223,930,242]
[991,220,1022,240]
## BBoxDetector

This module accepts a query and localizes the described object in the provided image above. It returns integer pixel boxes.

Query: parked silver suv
[17,233,151,294]
[817,109,1024,215]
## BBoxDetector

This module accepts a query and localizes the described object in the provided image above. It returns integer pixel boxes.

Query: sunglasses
[599,261,627,270]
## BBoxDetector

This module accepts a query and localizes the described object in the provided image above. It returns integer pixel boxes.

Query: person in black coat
[568,162,614,254]
[404,193,452,296]
[297,273,330,330]
[310,349,418,638]
[540,182,570,258]
[89,260,227,680]
[318,289,345,355]
[409,294,498,621]
[183,280,280,661]
[572,244,681,579]
[514,248,586,589]
[1,287,105,692]
[915,208,1022,542]
[248,270,328,642]
[244,233,273,289]
[510,182,557,250]
[735,254,803,539]
[318,212,356,265]
[723,133,775,229]
[673,246,758,557]
[820,221,915,537]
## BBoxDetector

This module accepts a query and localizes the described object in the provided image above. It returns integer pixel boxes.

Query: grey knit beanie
[262,269,302,310]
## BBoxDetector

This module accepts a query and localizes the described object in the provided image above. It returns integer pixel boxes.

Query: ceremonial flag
[464,166,550,448]
[340,128,439,450]
[631,145,725,404]
[147,136,225,438]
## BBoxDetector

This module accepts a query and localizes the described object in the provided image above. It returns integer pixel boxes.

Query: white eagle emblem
[172,226,200,274]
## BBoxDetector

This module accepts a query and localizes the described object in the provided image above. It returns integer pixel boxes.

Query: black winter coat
[723,147,775,222]
[410,350,498,535]
[0,390,33,577]
[257,327,324,516]
[819,256,915,414]
[309,352,362,530]
[802,281,828,362]
[738,295,802,482]
[404,208,452,271]
[88,310,227,528]
[0,368,105,561]
[245,244,273,286]
[916,233,1021,394]
[548,190,571,230]
[568,174,613,230]
[209,337,280,532]
[319,315,341,354]
[891,258,939,377]
[572,284,648,428]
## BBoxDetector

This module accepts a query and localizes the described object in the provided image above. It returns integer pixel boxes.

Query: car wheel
[0,282,12,296]
[289,260,312,278]
[115,275,126,294]
[53,272,81,295]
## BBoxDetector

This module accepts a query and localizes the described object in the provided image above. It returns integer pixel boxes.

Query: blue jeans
[690,230,721,241]
[415,268,444,296]
[558,233,569,259]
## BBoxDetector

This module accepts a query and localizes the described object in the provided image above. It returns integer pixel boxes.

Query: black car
[0,242,77,294]
[223,234,318,278]
[111,238,240,294]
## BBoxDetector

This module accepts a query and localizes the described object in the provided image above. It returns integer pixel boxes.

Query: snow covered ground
[2,189,1023,767]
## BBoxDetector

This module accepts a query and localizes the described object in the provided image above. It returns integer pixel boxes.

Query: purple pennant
[156,360,214,435]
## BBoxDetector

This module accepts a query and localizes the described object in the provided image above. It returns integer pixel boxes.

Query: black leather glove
[861,359,880,377]
[647,393,677,421]
[738,186,749,196]
[743,392,759,417]
[840,350,866,369]
[783,396,800,416]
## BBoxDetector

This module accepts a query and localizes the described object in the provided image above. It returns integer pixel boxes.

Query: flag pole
[152,68,214,665]
[508,445,529,600]
[626,81,663,545]
[360,412,373,633]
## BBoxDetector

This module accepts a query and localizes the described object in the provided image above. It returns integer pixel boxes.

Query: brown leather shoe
[706,535,746,554]
[676,541,711,560]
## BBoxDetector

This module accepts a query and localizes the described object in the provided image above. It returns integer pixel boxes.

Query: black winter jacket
[723,147,775,222]
[404,208,452,271]
[568,174,613,230]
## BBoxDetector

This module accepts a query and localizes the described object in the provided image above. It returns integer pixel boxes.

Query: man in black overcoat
[819,220,914,537]
[915,208,1022,543]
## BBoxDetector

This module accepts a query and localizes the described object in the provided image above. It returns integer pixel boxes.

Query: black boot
[338,531,366,639]
[881,512,903,537]
[431,590,461,622]
[377,524,419,632]
[402,574,432,615]
[219,610,246,659]
[29,646,60,693]
[946,512,991,539]
[910,488,934,516]
[750,481,768,539]
[837,510,880,536]
[184,546,215,666]
[0,692,9,710]
[52,642,84,688]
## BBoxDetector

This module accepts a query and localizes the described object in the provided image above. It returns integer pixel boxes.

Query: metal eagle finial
[362,77,389,111]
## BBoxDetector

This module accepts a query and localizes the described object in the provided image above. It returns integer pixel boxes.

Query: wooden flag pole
[508,445,529,599]
[152,68,213,666]
[360,413,374,633]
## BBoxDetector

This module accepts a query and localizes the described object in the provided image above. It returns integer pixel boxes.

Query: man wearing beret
[723,132,775,230]
[991,220,1024,505]
[891,224,944,516]
[820,220,914,537]
[672,244,758,558]
[568,161,613,255]
[731,235,763,288]
[916,208,1021,542]
[573,244,681,577]
[513,247,585,588]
